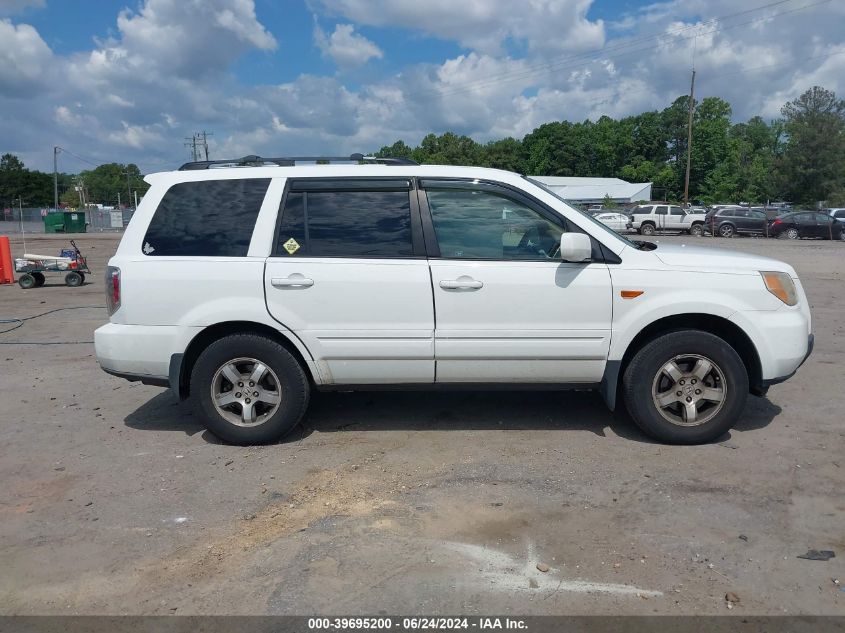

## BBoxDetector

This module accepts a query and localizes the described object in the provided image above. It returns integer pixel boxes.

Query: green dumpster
[43,211,87,233]
[64,211,86,233]
[44,212,66,233]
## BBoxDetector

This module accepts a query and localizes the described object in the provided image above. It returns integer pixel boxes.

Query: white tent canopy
[531,176,652,204]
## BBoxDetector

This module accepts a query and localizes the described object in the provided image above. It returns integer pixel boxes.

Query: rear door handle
[271,275,314,288]
[440,277,483,290]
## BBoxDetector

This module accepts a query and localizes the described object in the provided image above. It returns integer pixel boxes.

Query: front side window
[425,187,564,260]
[276,186,413,258]
[835,210,845,219]
[143,178,270,256]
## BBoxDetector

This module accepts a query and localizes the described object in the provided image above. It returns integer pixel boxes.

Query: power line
[55,146,103,168]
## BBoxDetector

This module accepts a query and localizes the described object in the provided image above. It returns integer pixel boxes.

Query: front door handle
[440,277,483,290]
[271,275,314,288]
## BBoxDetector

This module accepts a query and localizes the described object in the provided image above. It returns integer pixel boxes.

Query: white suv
[95,155,813,445]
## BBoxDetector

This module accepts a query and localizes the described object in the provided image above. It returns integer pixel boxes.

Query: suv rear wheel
[622,330,748,444]
[190,334,310,445]
[718,223,735,238]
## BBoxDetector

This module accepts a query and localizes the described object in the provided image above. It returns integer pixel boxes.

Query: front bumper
[760,333,814,388]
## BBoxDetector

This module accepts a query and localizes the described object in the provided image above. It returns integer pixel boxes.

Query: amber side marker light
[621,290,644,299]
[760,271,798,306]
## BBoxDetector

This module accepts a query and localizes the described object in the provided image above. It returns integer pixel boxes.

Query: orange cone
[0,236,15,284]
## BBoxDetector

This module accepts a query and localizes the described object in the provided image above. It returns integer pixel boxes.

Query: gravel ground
[0,232,842,616]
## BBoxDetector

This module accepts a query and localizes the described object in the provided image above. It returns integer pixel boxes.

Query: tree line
[376,86,845,207]
[0,154,147,210]
[2,86,843,209]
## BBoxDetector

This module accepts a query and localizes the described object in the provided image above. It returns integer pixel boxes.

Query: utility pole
[19,196,26,254]
[125,170,132,209]
[184,132,213,161]
[199,131,212,161]
[184,135,199,161]
[134,190,138,208]
[117,192,121,208]
[683,69,696,207]
[53,146,59,211]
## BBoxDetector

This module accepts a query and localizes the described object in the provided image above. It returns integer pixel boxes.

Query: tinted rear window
[143,178,270,256]
[276,189,413,258]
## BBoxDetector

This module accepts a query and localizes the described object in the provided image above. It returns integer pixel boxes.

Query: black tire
[640,223,656,236]
[18,273,36,289]
[32,272,46,287]
[622,330,748,445]
[718,223,735,238]
[689,223,704,237]
[190,333,310,445]
[65,271,83,287]
[780,227,799,240]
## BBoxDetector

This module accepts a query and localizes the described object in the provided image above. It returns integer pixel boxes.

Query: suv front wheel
[622,330,748,444]
[190,334,310,445]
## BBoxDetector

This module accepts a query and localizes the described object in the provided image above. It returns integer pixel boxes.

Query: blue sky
[1,0,843,172]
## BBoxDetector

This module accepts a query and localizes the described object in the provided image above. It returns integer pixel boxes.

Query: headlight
[760,271,798,306]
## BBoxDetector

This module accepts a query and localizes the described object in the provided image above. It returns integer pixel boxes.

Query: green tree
[779,86,845,205]
[0,153,55,207]
[480,137,524,171]
[375,140,414,159]
[78,163,147,206]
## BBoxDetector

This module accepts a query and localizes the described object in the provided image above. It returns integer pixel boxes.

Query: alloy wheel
[211,357,282,427]
[651,354,727,427]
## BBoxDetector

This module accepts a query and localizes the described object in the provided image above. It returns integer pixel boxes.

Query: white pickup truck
[632,204,705,236]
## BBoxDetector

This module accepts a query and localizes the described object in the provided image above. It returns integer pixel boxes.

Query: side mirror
[560,233,592,263]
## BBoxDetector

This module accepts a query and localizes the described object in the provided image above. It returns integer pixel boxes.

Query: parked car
[594,212,633,233]
[631,204,704,236]
[94,155,813,446]
[825,208,845,224]
[704,207,769,238]
[769,212,845,240]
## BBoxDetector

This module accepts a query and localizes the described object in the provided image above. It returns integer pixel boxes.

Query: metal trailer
[15,240,92,289]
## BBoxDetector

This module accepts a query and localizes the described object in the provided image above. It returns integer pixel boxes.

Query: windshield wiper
[631,240,657,251]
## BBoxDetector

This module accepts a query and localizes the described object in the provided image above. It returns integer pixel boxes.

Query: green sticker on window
[283,238,300,255]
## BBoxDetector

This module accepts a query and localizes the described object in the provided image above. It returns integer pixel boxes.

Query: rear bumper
[95,322,200,386]
[101,366,169,387]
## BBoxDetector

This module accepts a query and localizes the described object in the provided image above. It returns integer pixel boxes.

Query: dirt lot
[0,232,842,616]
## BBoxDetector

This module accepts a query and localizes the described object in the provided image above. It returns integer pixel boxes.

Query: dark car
[769,212,845,240]
[704,207,769,237]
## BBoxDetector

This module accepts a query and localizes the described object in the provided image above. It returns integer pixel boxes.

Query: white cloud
[0,19,53,95]
[0,0,44,16]
[314,22,383,69]
[2,0,845,175]
[312,0,605,56]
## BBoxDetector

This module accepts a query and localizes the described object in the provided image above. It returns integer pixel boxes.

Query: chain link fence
[0,207,134,233]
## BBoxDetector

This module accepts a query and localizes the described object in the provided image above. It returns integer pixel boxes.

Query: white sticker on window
[143,242,155,255]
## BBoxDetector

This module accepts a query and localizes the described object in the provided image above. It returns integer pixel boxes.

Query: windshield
[524,177,641,249]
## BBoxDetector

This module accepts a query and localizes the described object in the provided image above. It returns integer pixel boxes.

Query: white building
[531,176,652,205]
